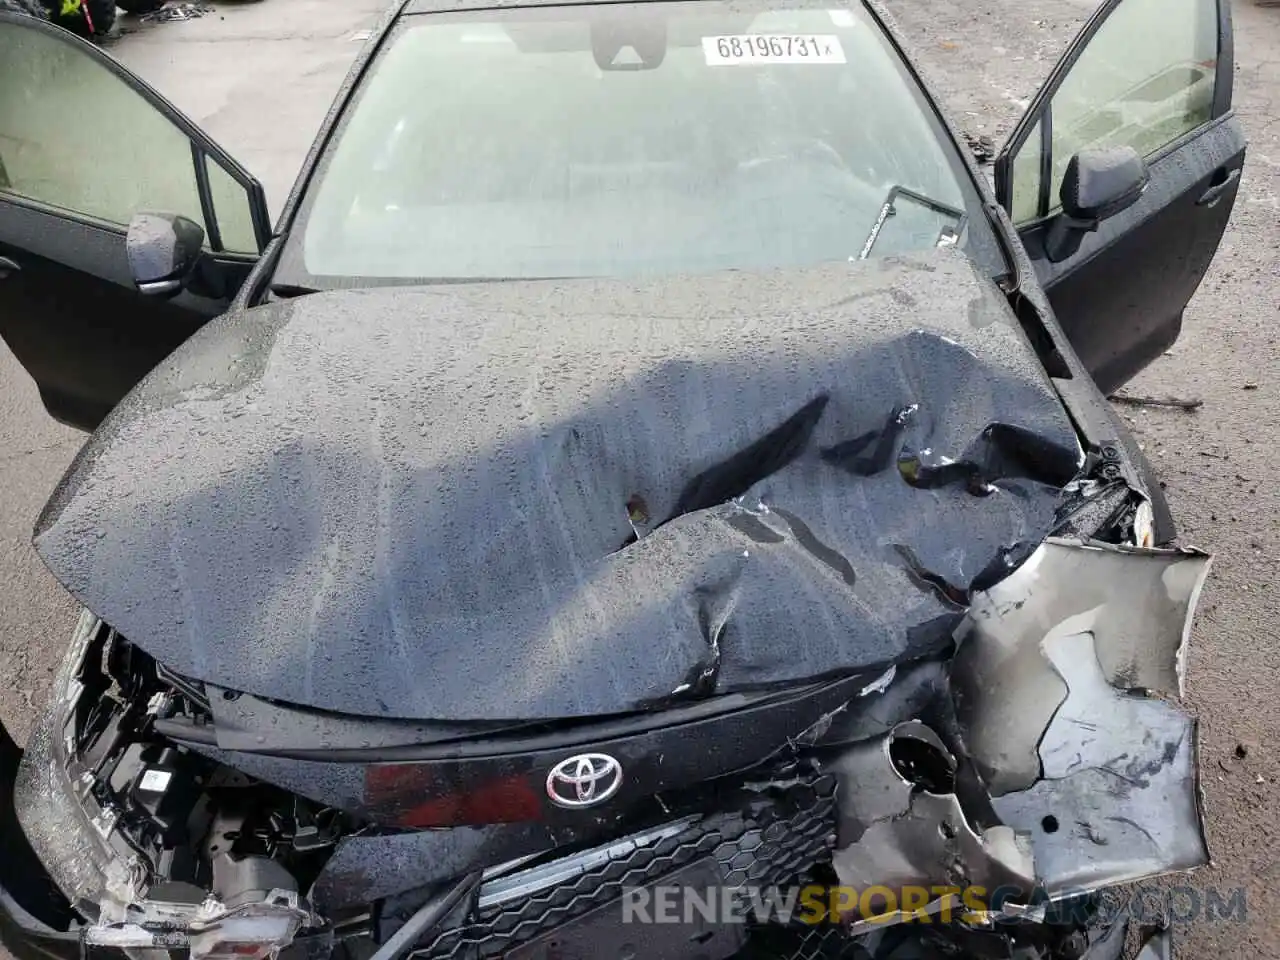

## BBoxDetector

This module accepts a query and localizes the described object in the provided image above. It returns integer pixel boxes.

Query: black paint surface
[34,250,1082,720]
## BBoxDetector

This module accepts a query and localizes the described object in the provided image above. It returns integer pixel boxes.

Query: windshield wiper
[269,282,321,299]
[858,185,968,260]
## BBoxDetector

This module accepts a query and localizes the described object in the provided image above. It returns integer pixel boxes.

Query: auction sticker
[702,34,846,65]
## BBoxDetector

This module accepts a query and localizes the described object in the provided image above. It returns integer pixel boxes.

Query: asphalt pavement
[0,0,1277,956]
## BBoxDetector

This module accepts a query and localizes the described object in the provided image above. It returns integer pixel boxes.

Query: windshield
[281,1,990,285]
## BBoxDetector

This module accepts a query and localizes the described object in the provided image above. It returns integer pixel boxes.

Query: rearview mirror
[1045,146,1150,263]
[1063,146,1150,221]
[126,212,205,298]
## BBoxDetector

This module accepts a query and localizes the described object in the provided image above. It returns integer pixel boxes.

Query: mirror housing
[1045,146,1150,263]
[127,212,205,298]
[1062,145,1150,221]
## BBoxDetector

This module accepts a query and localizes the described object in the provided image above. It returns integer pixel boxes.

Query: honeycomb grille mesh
[412,774,838,959]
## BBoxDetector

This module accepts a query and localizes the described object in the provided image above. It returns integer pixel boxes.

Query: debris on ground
[1110,392,1204,411]
[963,131,996,164]
[140,1,212,22]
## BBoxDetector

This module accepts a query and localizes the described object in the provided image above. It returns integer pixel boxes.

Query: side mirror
[126,213,205,299]
[1045,146,1150,263]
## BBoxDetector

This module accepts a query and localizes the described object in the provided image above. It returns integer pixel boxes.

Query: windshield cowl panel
[277,1,992,289]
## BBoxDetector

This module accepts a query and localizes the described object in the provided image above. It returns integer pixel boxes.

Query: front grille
[412,773,838,959]
[743,924,870,960]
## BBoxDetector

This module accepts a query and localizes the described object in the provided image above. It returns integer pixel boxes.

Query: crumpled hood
[34,249,1083,720]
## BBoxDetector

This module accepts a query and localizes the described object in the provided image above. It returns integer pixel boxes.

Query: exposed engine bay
[10,526,1209,960]
[16,618,349,958]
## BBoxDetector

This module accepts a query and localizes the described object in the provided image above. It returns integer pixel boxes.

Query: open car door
[0,11,271,431]
[994,0,1244,395]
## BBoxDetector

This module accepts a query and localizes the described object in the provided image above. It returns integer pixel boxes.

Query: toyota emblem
[545,753,623,809]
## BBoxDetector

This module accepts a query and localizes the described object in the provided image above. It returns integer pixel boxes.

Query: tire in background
[44,0,117,38]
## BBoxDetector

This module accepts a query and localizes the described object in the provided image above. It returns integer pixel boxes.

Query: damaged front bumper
[1,611,332,960]
[0,724,326,960]
[79,890,323,959]
[827,538,1212,933]
[1,540,1211,960]
[0,720,81,960]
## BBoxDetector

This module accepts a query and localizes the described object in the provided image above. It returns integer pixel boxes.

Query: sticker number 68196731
[702,35,847,65]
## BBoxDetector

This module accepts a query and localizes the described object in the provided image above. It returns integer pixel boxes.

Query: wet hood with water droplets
[34,250,1084,721]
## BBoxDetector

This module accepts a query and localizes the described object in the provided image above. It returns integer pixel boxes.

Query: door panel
[1017,117,1245,393]
[995,0,1243,394]
[0,203,225,430]
[0,11,269,431]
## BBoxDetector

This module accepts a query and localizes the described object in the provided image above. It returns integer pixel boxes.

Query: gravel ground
[0,0,1277,956]
[884,2,1280,956]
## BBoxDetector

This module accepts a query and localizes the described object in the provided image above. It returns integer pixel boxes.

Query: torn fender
[831,539,1212,916]
[953,538,1212,795]
[829,720,1036,918]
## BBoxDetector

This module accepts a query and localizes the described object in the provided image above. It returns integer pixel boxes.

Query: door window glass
[1010,0,1218,223]
[1010,118,1043,225]
[205,155,259,255]
[0,20,257,252]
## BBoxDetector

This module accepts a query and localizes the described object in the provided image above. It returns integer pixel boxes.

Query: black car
[0,0,1244,958]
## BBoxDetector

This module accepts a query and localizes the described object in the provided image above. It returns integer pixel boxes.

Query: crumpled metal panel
[953,539,1211,796]
[830,539,1211,922]
[829,721,1035,928]
[989,627,1207,894]
[31,249,1082,720]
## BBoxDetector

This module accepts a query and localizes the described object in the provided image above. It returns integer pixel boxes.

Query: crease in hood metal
[33,249,1085,720]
